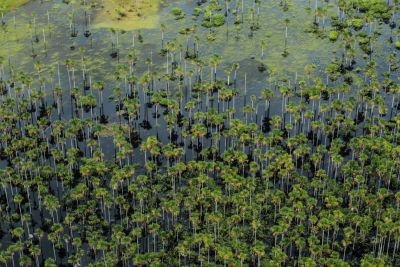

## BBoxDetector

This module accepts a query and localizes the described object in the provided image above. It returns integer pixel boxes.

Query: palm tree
[252,240,265,267]
[259,39,266,59]
[261,88,274,118]
[140,136,161,163]
[160,23,167,48]
[209,54,222,82]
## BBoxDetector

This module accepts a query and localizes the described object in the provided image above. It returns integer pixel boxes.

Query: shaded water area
[0,0,399,266]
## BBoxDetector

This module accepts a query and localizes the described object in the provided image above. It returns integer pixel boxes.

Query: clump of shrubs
[351,18,364,30]
[171,7,185,20]
[329,30,339,41]
[202,13,225,28]
[395,41,400,50]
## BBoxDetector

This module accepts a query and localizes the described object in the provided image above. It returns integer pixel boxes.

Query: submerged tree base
[93,0,160,30]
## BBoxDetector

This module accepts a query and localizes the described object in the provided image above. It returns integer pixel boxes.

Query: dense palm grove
[0,0,400,266]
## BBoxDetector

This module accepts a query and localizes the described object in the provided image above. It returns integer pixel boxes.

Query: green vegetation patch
[93,0,160,31]
[0,0,29,13]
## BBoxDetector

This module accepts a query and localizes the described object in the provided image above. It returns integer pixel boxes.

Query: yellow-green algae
[93,0,160,31]
[0,17,31,60]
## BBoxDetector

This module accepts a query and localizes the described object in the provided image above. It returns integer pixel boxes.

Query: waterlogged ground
[0,0,396,158]
[0,1,400,266]
[0,0,396,157]
[93,0,161,30]
[1,0,395,79]
[0,0,29,13]
[2,1,396,79]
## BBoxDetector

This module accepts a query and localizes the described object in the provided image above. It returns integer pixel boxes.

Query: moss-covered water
[1,0,395,80]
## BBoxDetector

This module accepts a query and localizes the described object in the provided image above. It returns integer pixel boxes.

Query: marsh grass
[93,0,160,30]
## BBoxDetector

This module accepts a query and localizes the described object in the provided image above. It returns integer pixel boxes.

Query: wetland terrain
[0,0,399,266]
